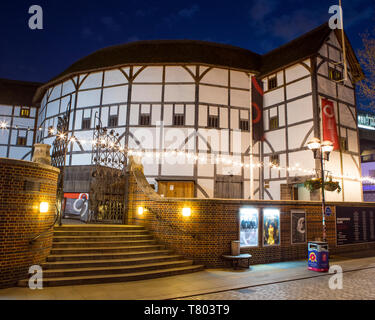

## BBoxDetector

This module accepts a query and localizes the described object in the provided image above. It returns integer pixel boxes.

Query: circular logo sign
[309,252,317,263]
[323,104,335,118]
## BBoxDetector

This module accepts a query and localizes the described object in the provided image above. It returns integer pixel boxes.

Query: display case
[240,208,259,247]
[263,209,280,246]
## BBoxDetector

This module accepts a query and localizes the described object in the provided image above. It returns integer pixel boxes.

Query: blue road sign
[325,206,332,216]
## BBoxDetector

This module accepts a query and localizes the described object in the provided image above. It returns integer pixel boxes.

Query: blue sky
[0,0,374,87]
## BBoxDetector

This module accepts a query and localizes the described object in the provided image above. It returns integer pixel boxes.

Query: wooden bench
[222,254,252,270]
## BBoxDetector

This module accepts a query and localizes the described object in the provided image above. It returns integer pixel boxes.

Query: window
[270,155,280,166]
[329,67,343,81]
[208,115,219,128]
[173,114,185,126]
[269,116,279,130]
[139,114,150,126]
[340,137,348,151]
[240,119,250,131]
[17,136,27,146]
[82,118,91,130]
[20,107,30,118]
[268,76,277,90]
[369,170,375,178]
[108,115,118,127]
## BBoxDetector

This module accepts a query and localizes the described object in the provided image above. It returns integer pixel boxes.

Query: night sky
[1,1,374,107]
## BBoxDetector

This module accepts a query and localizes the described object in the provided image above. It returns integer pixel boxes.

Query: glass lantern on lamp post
[307,138,334,242]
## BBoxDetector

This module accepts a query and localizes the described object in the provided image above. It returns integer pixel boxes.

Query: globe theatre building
[3,23,366,202]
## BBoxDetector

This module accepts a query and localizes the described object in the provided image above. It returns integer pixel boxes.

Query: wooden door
[157,181,194,198]
[215,175,242,199]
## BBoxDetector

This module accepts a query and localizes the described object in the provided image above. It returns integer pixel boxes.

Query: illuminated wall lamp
[138,207,145,215]
[182,207,191,217]
[40,202,49,213]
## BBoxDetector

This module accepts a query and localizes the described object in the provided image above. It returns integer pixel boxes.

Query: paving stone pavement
[178,267,375,300]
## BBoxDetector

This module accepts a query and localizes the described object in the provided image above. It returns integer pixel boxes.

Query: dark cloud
[164,4,200,26]
[178,5,199,18]
[100,16,122,32]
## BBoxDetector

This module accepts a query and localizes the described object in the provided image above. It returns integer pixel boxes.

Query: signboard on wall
[64,193,89,222]
[336,206,375,245]
[240,208,259,247]
[263,209,280,246]
[291,210,306,244]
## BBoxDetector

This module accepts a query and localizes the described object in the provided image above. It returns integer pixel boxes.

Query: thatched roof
[0,78,42,107]
[51,40,262,82]
[2,22,361,105]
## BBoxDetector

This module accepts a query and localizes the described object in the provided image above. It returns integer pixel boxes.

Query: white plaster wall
[77,90,101,107]
[132,85,162,102]
[264,129,286,152]
[288,122,314,150]
[199,85,228,105]
[104,69,128,86]
[286,77,311,100]
[230,71,249,89]
[164,85,195,102]
[133,67,163,83]
[101,85,127,105]
[231,89,250,108]
[285,64,310,83]
[165,66,195,82]
[80,72,103,89]
[287,96,313,124]
[264,88,284,107]
[198,179,214,198]
[201,68,228,86]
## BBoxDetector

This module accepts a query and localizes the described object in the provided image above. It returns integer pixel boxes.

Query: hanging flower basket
[304,178,322,192]
[324,178,342,193]
[304,177,341,193]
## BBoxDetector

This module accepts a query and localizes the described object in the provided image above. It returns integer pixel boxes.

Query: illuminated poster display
[240,208,259,247]
[263,209,280,246]
[291,210,306,244]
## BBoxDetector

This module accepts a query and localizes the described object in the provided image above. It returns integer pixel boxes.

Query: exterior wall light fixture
[182,207,191,217]
[138,207,144,215]
[40,202,49,213]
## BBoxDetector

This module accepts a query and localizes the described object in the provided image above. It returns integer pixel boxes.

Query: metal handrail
[142,206,202,241]
[29,204,60,244]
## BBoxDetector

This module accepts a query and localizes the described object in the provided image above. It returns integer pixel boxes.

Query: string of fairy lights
[1,120,375,185]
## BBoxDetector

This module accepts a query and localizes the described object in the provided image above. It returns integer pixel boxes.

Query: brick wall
[126,158,375,267]
[0,158,59,289]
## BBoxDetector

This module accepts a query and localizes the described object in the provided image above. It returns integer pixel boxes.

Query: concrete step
[50,245,165,255]
[54,225,145,232]
[47,250,174,262]
[53,230,149,237]
[52,240,157,248]
[41,260,194,278]
[18,265,205,287]
[43,255,184,269]
[53,235,153,242]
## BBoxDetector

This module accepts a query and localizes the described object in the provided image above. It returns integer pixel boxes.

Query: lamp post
[307,138,334,242]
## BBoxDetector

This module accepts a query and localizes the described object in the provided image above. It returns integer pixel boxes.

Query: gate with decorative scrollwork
[89,115,127,224]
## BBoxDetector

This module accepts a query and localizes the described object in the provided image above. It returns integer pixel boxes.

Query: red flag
[251,77,264,142]
[321,98,340,150]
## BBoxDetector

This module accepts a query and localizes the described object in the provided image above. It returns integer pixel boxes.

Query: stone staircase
[18,224,204,287]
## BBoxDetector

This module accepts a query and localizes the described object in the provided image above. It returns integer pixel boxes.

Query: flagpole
[339,0,348,81]
[249,74,254,200]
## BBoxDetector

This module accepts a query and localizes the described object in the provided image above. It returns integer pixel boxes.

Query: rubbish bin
[308,241,329,272]
[231,241,240,256]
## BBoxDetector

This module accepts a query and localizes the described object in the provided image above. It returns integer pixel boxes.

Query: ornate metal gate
[51,100,72,225]
[89,115,127,224]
